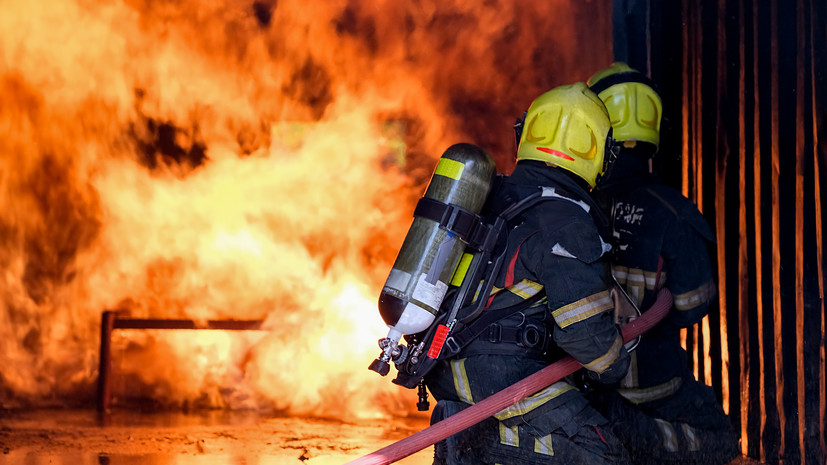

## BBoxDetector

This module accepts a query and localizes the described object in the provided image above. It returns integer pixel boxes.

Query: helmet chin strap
[512,111,527,158]
[598,130,620,186]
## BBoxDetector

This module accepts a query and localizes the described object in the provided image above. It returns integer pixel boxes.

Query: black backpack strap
[413,197,482,244]
[440,290,546,358]
[391,291,548,389]
[390,185,564,389]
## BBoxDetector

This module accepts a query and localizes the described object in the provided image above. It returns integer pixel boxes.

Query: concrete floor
[0,409,767,465]
[0,409,433,464]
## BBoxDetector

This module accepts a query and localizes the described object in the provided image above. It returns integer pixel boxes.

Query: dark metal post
[97,311,116,412]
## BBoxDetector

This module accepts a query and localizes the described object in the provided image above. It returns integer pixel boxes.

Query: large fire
[0,0,611,420]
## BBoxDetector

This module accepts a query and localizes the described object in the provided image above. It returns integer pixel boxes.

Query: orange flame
[0,0,611,418]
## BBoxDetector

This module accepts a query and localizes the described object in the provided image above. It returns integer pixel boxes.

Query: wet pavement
[0,409,768,465]
[0,409,433,464]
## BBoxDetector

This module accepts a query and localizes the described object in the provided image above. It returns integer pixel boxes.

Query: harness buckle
[517,323,545,349]
[444,336,461,356]
[487,323,502,343]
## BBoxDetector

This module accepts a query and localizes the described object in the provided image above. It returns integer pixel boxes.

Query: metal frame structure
[96,310,264,411]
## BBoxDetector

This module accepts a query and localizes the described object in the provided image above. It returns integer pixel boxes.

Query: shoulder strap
[441,290,546,359]
[391,185,565,389]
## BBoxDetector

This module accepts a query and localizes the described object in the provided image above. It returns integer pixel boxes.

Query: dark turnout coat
[591,155,739,465]
[426,161,631,465]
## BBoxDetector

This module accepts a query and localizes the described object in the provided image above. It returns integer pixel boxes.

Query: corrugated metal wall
[613,0,826,463]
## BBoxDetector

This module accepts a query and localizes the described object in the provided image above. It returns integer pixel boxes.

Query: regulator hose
[346,287,674,465]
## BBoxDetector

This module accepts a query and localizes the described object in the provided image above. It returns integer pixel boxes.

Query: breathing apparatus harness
[384,176,595,410]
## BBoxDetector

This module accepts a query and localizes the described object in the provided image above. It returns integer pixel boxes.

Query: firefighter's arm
[551,290,630,384]
[532,221,630,384]
[662,204,718,327]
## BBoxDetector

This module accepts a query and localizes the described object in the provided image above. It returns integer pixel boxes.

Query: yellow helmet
[515,82,614,188]
[587,62,662,148]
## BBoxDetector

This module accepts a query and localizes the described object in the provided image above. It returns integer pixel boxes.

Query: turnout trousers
[589,378,740,465]
[426,355,631,465]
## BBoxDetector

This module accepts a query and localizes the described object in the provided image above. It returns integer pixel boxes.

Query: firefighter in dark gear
[587,62,740,465]
[425,82,632,465]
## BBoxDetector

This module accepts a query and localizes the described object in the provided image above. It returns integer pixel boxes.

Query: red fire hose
[346,288,674,465]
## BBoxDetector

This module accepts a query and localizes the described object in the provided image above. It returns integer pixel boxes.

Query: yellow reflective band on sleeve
[612,266,643,306]
[498,422,519,447]
[681,423,700,451]
[552,290,613,328]
[583,333,624,374]
[618,376,683,404]
[674,279,716,310]
[534,434,554,456]
[434,157,465,180]
[506,279,543,299]
[613,266,664,289]
[494,381,575,420]
[612,266,669,307]
[450,358,475,404]
[532,295,549,308]
[620,350,639,389]
[654,419,679,452]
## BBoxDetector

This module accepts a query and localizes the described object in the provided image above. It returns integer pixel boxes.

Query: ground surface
[0,409,767,465]
[0,409,433,464]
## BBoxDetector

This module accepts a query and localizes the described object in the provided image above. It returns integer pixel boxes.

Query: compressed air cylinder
[378,143,496,343]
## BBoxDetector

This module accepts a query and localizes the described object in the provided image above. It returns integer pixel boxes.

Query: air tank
[370,142,496,375]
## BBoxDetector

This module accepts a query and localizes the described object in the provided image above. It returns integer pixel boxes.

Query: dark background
[613,0,826,463]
